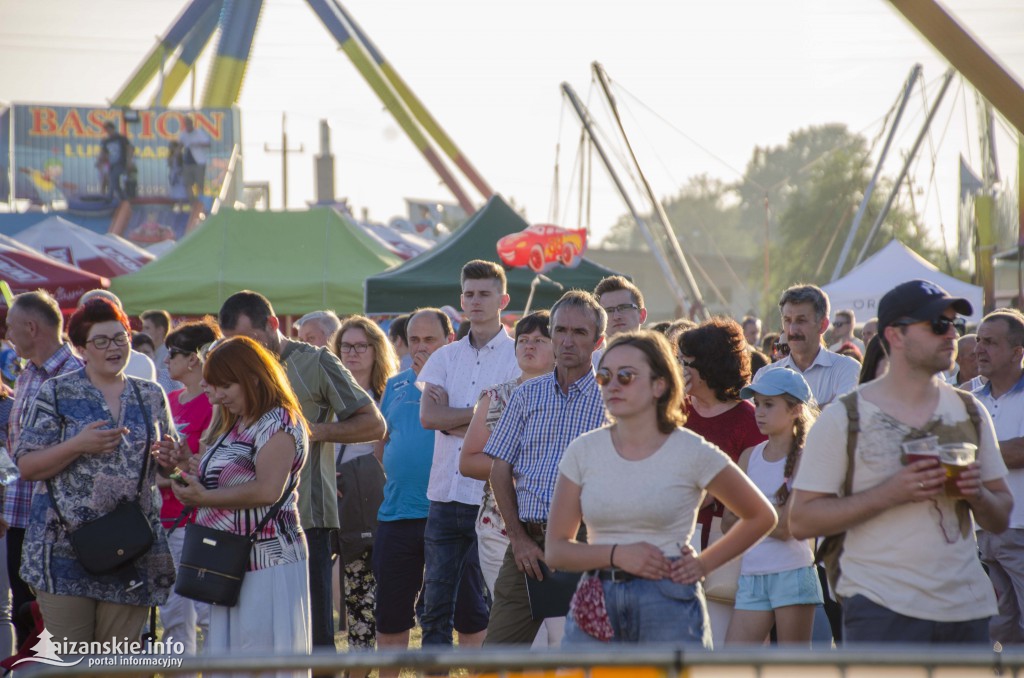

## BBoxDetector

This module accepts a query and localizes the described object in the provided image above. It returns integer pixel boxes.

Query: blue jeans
[842,594,989,645]
[420,501,488,646]
[107,163,126,200]
[562,577,712,648]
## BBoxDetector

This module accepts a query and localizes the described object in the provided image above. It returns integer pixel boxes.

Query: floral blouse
[15,369,176,606]
[194,407,309,571]
[478,379,519,537]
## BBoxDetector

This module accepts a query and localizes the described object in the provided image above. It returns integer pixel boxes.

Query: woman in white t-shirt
[545,331,777,647]
[723,368,823,645]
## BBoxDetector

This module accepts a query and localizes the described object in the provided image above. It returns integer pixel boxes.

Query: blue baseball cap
[740,368,814,405]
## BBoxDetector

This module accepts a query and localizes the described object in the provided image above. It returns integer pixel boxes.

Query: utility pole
[264,113,304,209]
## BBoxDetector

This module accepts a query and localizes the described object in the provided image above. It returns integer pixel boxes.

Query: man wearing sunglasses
[483,290,607,645]
[973,309,1024,645]
[756,284,860,408]
[791,279,1012,645]
[828,309,865,354]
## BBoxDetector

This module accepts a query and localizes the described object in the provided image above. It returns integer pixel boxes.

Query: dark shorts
[842,594,990,645]
[372,518,489,635]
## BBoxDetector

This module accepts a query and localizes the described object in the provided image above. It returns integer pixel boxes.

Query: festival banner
[10,104,239,206]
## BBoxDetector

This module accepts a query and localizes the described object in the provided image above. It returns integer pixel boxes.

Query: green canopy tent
[112,207,402,315]
[364,196,623,314]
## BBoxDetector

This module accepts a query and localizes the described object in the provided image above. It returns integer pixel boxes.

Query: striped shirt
[195,407,309,571]
[5,343,81,528]
[485,370,606,522]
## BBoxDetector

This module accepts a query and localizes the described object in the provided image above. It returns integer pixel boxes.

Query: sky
[0,0,1022,257]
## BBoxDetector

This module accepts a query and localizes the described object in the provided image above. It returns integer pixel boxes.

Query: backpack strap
[953,389,984,442]
[839,391,860,497]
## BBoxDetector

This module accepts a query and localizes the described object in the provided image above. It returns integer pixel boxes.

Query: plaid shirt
[4,343,82,528]
[484,370,606,523]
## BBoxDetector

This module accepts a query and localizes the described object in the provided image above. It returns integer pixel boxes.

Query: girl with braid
[723,368,823,646]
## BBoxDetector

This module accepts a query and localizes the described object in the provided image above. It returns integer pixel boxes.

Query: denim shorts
[734,565,823,611]
[562,577,712,648]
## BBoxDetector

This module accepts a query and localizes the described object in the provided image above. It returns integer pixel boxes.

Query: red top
[684,397,765,548]
[162,388,214,526]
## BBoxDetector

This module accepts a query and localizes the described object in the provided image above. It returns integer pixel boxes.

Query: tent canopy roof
[823,239,983,323]
[111,208,402,315]
[17,215,154,278]
[364,196,623,314]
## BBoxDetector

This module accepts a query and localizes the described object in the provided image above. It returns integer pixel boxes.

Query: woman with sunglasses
[14,298,176,643]
[546,331,776,647]
[158,318,221,657]
[332,315,398,664]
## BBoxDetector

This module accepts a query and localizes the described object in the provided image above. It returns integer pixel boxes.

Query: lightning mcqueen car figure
[496,224,587,273]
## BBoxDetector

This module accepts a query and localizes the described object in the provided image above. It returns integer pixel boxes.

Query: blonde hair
[334,315,399,400]
[774,395,819,506]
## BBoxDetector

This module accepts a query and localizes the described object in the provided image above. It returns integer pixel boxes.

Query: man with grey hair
[483,290,607,645]
[973,309,1024,644]
[4,290,83,644]
[79,289,157,382]
[296,310,342,348]
[756,284,860,407]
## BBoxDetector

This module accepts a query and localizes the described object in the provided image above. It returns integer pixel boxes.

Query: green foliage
[600,123,953,319]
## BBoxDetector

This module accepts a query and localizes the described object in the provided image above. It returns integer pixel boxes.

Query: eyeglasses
[681,359,699,369]
[340,342,370,354]
[601,303,640,316]
[773,342,791,356]
[86,333,129,350]
[893,316,959,336]
[832,320,848,328]
[595,368,640,387]
[168,348,195,359]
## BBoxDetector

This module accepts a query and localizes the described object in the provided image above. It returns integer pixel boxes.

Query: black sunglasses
[894,316,959,336]
[595,368,639,387]
[773,342,791,356]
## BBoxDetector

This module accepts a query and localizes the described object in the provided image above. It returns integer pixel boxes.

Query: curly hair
[677,317,751,402]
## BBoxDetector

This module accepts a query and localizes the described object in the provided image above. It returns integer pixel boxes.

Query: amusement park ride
[2,0,1022,316]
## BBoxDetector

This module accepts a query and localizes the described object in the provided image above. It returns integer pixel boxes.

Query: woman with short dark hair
[15,298,176,643]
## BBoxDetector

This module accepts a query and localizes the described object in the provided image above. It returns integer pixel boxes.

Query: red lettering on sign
[57,110,86,137]
[193,112,223,141]
[28,108,58,136]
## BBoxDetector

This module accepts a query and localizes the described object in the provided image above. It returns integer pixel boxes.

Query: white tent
[16,216,154,277]
[823,239,983,323]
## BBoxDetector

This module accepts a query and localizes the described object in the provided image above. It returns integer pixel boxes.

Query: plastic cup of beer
[939,443,977,498]
[901,436,940,466]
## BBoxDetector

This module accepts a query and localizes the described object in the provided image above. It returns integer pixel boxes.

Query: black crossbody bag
[170,433,296,607]
[48,379,155,576]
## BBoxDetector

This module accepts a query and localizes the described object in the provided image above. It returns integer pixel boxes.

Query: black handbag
[171,433,297,606]
[48,380,155,576]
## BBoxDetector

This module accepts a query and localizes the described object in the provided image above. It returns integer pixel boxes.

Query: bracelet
[609,544,618,568]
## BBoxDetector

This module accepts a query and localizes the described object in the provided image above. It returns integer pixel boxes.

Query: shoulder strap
[47,379,153,530]
[953,389,984,441]
[839,391,859,497]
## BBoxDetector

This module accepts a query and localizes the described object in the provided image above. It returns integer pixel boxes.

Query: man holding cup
[974,308,1024,644]
[790,280,1012,644]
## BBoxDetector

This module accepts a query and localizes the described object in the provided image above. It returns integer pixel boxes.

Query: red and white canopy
[16,216,154,278]
[0,242,110,309]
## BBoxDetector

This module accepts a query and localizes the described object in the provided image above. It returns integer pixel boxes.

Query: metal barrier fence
[22,645,1024,678]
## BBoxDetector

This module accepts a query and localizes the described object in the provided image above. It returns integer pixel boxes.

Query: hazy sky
[1,0,1022,254]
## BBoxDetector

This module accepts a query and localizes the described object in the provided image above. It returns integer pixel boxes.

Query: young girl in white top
[723,368,823,645]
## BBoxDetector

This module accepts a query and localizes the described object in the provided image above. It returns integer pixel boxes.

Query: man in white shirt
[973,309,1024,644]
[756,285,860,407]
[791,279,1012,644]
[418,260,519,648]
[179,115,212,204]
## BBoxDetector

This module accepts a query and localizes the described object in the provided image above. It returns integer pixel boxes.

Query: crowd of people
[0,257,1018,674]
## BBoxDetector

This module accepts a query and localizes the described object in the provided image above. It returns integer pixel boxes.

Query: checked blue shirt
[484,369,606,523]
